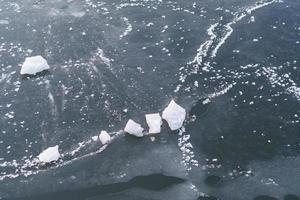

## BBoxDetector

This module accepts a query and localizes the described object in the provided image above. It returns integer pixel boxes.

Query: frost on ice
[162,100,186,130]
[20,55,50,75]
[124,119,144,137]
[99,130,111,144]
[38,145,60,163]
[145,113,162,134]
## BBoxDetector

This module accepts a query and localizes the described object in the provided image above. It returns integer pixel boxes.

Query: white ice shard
[20,55,50,75]
[162,100,186,130]
[92,136,98,141]
[124,119,144,137]
[38,145,60,163]
[99,130,111,144]
[145,113,162,134]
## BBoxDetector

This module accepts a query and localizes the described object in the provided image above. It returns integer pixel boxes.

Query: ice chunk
[145,113,162,134]
[124,119,144,137]
[162,100,186,130]
[38,145,60,163]
[20,55,50,75]
[92,136,98,141]
[99,130,111,144]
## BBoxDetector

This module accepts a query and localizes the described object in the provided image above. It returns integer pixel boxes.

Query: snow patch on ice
[120,17,132,39]
[177,0,279,93]
[178,127,199,171]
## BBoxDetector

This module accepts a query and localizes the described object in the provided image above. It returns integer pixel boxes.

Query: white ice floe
[145,113,162,134]
[20,55,50,75]
[124,119,144,137]
[99,131,111,144]
[162,100,186,130]
[38,145,60,163]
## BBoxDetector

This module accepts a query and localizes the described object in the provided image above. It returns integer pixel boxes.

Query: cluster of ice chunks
[23,57,186,163]
[124,100,186,137]
[37,100,186,163]
[91,131,112,144]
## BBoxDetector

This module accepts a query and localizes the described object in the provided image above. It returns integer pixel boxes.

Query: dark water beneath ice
[0,0,300,199]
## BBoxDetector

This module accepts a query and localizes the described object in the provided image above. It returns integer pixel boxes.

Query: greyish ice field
[0,0,300,199]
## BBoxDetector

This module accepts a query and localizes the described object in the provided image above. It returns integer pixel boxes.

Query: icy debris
[162,100,186,130]
[38,145,60,163]
[202,98,211,104]
[124,119,144,137]
[20,56,50,75]
[92,136,98,141]
[99,130,111,144]
[145,113,162,134]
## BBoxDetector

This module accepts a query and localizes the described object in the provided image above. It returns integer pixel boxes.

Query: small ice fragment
[38,145,60,163]
[124,119,144,137]
[92,136,98,141]
[202,98,211,104]
[162,100,186,130]
[145,113,162,134]
[20,55,50,75]
[99,130,111,144]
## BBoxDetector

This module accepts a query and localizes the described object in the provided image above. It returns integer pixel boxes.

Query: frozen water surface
[0,0,300,199]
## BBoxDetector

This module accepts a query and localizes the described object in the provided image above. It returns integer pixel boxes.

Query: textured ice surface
[20,56,50,75]
[37,145,60,163]
[145,113,162,134]
[0,0,298,199]
[162,100,186,131]
[99,131,111,144]
[124,119,144,137]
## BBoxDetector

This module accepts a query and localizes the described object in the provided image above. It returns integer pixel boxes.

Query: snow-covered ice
[124,119,144,137]
[145,113,162,134]
[20,55,50,75]
[162,100,186,130]
[99,130,111,144]
[37,145,60,163]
